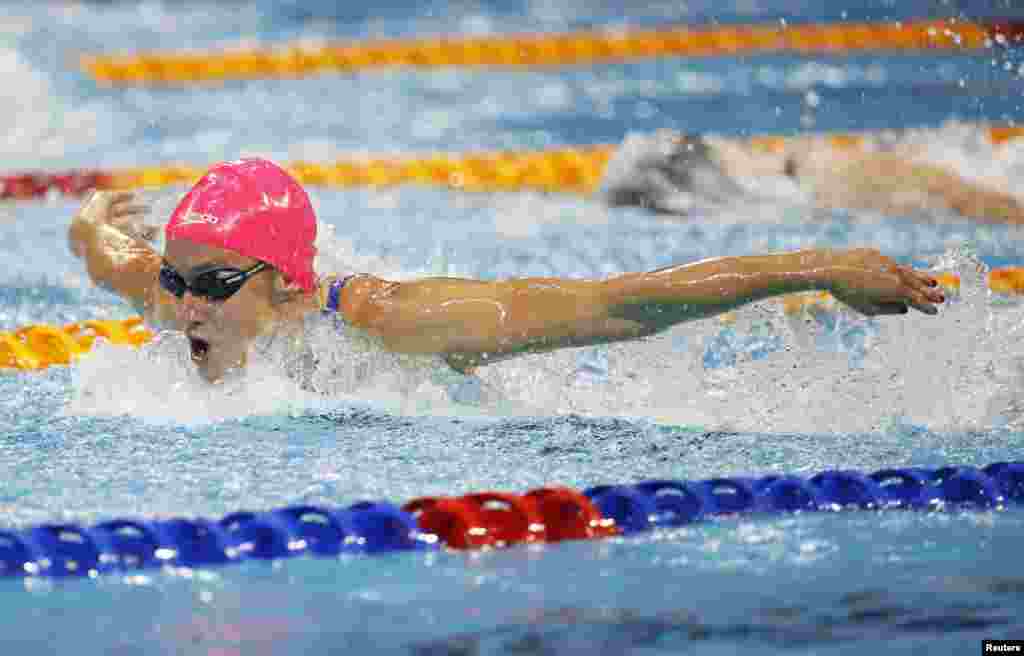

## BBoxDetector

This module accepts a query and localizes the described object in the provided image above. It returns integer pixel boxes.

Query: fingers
[896,264,936,289]
[837,255,949,319]
[106,191,136,204]
[90,190,134,210]
[900,286,940,315]
[105,192,156,238]
[76,190,119,225]
[110,193,149,219]
[895,265,945,312]
[115,220,159,242]
[907,267,938,288]
[924,286,945,303]
[844,281,941,318]
[904,273,945,303]
[78,190,139,220]
[111,203,151,220]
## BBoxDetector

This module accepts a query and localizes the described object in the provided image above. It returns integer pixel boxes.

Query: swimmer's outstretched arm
[340,248,944,369]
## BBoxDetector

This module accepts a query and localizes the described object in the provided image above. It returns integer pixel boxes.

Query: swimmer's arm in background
[805,150,1024,224]
[68,191,162,312]
[708,135,1024,224]
[333,248,943,369]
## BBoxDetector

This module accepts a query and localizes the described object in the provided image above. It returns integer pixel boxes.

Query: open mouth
[189,337,210,363]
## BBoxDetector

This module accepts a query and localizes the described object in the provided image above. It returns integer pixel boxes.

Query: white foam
[459,245,1023,434]
[66,332,325,426]
[66,243,1024,433]
[62,124,1024,431]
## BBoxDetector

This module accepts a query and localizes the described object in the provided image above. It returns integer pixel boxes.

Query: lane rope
[1,462,1020,578]
[79,18,1024,85]
[0,319,153,371]
[4,125,1024,201]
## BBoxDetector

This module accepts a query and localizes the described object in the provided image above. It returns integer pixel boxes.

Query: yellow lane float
[5,125,1024,201]
[988,267,1024,295]
[80,18,1016,85]
[0,318,153,371]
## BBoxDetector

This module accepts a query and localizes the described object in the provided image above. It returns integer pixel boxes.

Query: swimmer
[68,158,945,382]
[601,130,1024,223]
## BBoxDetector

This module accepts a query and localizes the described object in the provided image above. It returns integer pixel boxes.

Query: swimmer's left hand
[72,190,157,244]
[826,248,945,317]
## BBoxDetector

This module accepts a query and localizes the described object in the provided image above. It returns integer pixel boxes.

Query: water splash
[468,245,1024,433]
[56,123,1024,430]
[62,244,1024,433]
[66,332,324,425]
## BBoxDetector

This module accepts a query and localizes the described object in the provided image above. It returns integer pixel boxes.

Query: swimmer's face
[161,239,286,382]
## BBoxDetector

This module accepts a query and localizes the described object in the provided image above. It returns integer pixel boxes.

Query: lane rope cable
[79,18,1024,85]
[0,462,1020,579]
[4,125,1024,201]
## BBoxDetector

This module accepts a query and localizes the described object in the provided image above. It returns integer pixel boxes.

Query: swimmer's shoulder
[320,273,397,328]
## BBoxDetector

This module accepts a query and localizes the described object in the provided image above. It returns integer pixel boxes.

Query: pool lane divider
[79,18,1024,85]
[0,318,152,371]
[16,268,1024,373]
[1,463,1021,579]
[5,125,1024,201]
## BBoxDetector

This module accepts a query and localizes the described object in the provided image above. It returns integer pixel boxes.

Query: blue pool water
[3,1,1024,653]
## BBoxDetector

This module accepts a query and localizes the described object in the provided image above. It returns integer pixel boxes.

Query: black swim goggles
[159,261,269,301]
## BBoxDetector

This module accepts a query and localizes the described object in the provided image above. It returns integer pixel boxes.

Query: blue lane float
[0,462,1021,580]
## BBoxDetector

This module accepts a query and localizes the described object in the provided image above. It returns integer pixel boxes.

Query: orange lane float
[79,18,1024,85]
[935,271,962,293]
[988,267,1024,295]
[4,125,1024,202]
[0,318,153,371]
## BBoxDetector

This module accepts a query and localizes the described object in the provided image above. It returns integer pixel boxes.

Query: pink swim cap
[165,158,317,292]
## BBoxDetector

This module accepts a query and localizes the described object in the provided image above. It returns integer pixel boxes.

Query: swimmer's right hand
[69,191,157,256]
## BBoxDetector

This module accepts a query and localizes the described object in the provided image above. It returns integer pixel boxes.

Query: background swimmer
[68,158,945,383]
[601,130,1024,223]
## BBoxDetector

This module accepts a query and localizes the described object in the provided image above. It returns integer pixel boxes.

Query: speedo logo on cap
[176,212,221,226]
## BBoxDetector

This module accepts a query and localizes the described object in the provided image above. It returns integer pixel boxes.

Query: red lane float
[402,487,615,550]
[0,172,112,201]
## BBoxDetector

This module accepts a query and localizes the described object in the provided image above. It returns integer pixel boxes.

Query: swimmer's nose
[176,291,213,323]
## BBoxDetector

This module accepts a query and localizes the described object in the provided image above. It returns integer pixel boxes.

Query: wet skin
[154,239,312,382]
[69,190,945,382]
[706,134,1024,224]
